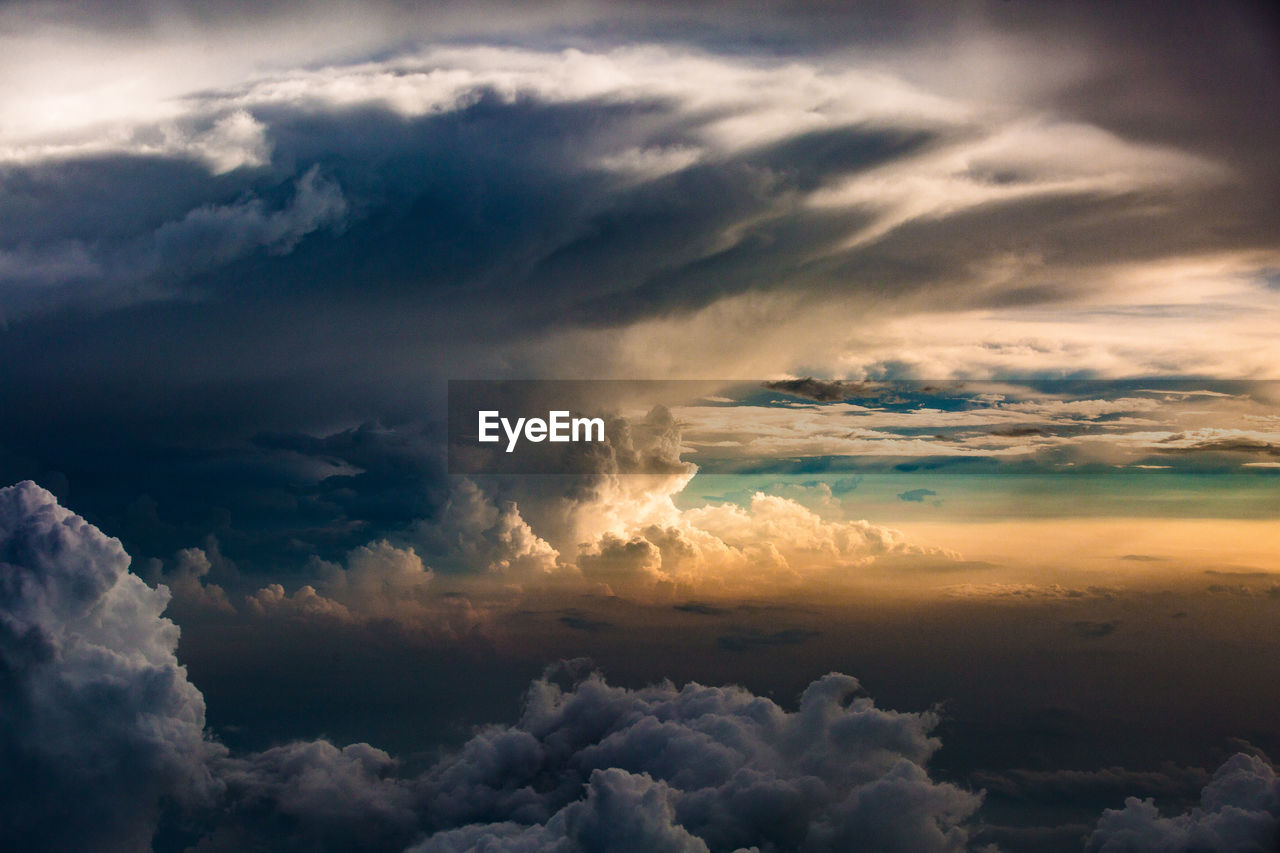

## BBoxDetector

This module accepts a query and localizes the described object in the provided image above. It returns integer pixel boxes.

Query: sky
[1,1,1279,851]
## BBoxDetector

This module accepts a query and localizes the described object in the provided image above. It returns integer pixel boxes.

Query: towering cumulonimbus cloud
[0,480,220,852]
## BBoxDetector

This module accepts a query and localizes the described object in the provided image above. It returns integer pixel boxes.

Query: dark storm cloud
[0,411,448,575]
[0,0,1276,574]
[0,74,922,566]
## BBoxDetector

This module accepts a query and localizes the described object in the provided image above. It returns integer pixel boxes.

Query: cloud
[409,767,710,853]
[898,488,938,503]
[716,626,819,652]
[0,163,347,315]
[243,539,493,639]
[143,543,236,618]
[410,479,561,579]
[0,481,993,850]
[148,164,347,278]
[0,481,219,851]
[204,740,421,851]
[222,409,959,608]
[12,476,1280,853]
[944,583,1117,600]
[405,661,984,853]
[1068,620,1120,638]
[764,378,881,402]
[673,601,729,616]
[559,611,614,632]
[1085,752,1279,852]
[976,762,1211,807]
[0,18,1276,563]
[1156,431,1280,458]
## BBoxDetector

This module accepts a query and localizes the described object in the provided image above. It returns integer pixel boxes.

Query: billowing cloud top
[0,481,217,850]
[3,481,1279,850]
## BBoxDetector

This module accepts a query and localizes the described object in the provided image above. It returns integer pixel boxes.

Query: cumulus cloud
[436,405,959,598]
[11,478,1280,853]
[403,662,984,853]
[1085,752,1279,852]
[144,543,236,618]
[0,481,219,851]
[410,479,561,579]
[440,407,960,597]
[0,481,991,851]
[202,740,421,851]
[244,539,492,639]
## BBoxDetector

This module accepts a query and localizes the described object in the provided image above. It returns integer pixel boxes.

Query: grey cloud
[203,740,421,851]
[716,627,820,652]
[0,483,989,852]
[12,480,1280,853]
[559,611,614,632]
[202,661,987,852]
[0,162,346,317]
[148,165,346,279]
[1085,752,1280,852]
[407,662,983,853]
[0,481,219,851]
[0,17,1273,566]
[988,426,1051,438]
[976,762,1211,807]
[763,378,883,403]
[673,601,729,616]
[898,488,938,503]
[410,768,709,853]
[1069,620,1120,638]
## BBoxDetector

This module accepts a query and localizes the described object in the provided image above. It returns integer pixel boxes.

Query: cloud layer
[4,479,1280,852]
[0,480,982,851]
